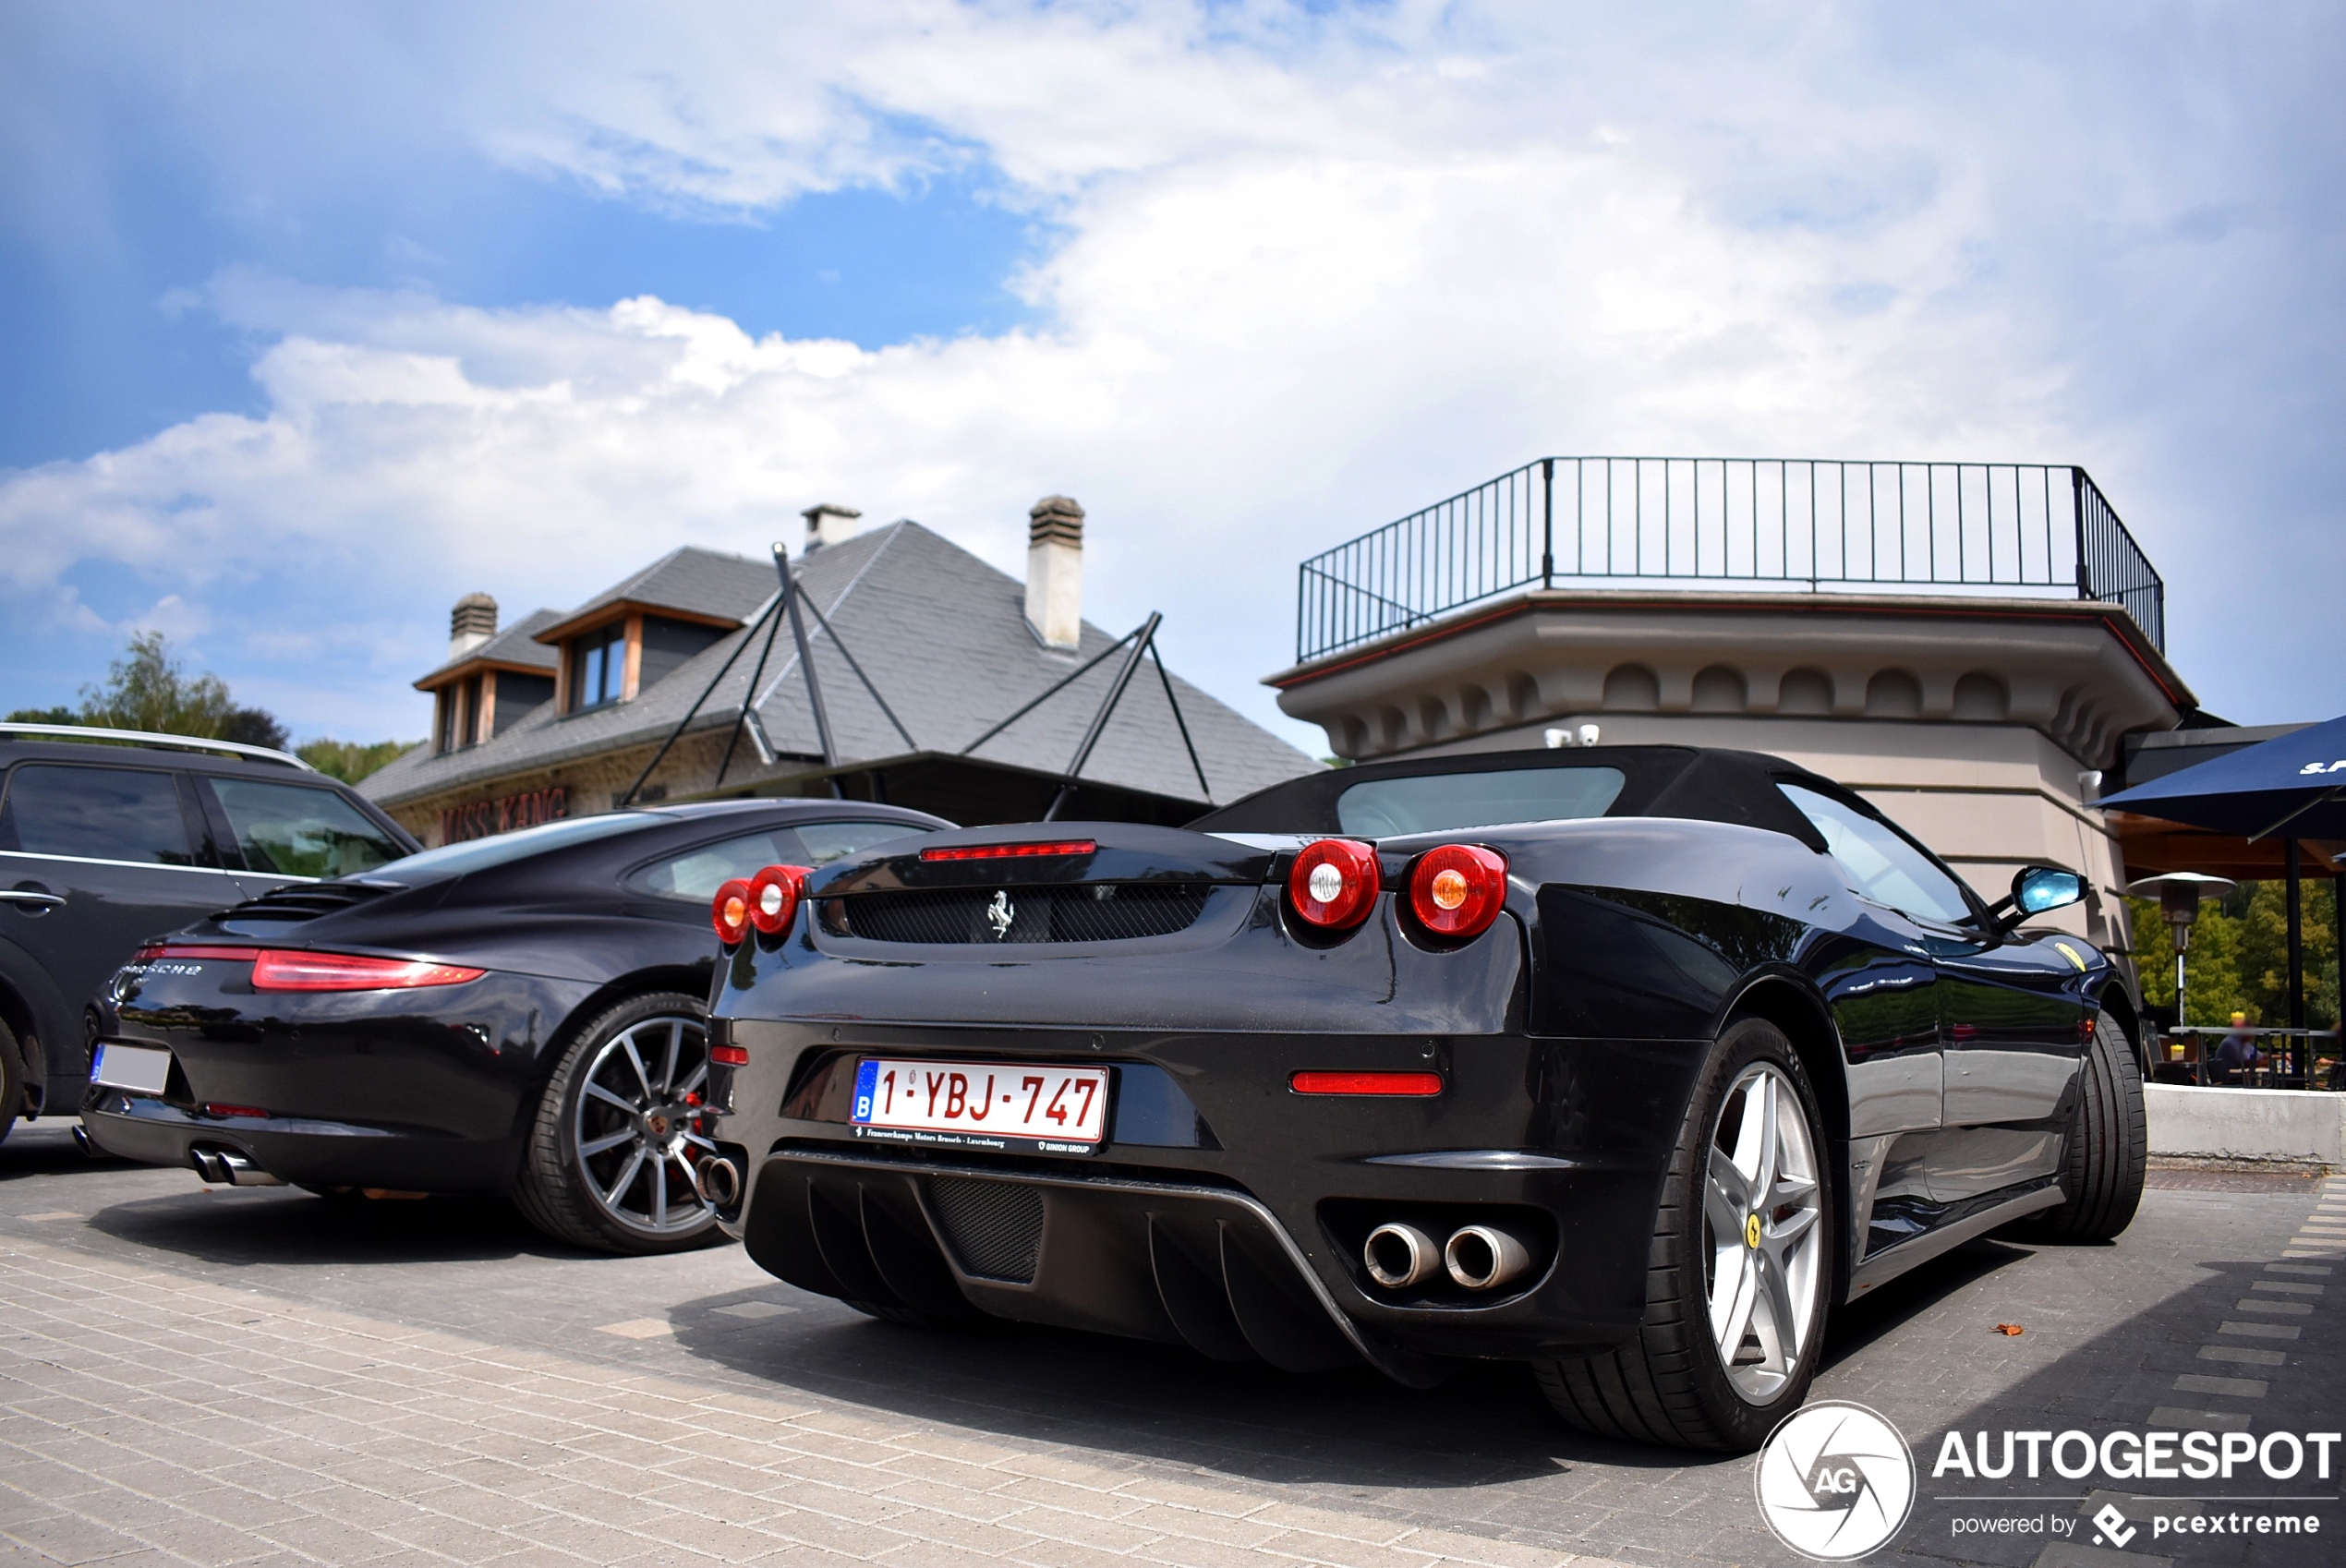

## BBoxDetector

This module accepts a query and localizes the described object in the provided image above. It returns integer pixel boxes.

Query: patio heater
[2123,872,2238,1029]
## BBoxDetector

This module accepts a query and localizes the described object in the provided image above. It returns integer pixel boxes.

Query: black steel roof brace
[617,545,790,809]
[780,542,844,799]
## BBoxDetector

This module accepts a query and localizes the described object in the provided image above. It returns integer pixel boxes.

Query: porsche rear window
[1336,766,1626,836]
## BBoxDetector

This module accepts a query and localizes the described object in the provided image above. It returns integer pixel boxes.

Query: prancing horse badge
[986,889,1015,940]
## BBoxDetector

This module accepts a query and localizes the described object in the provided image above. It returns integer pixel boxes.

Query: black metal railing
[1295,458,2166,663]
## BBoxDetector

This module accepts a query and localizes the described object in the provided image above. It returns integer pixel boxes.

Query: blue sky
[3,2,2341,754]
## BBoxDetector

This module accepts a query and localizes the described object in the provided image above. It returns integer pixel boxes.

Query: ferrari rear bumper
[744,1146,1450,1385]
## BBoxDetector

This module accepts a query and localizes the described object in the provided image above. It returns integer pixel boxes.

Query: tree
[4,706,79,725]
[2128,879,2340,1029]
[298,739,417,784]
[77,632,240,737]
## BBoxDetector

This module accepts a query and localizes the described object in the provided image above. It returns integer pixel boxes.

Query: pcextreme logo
[1754,1402,1917,1561]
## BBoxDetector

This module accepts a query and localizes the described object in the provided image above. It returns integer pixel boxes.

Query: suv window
[1777,783,1974,925]
[204,778,407,878]
[0,765,199,865]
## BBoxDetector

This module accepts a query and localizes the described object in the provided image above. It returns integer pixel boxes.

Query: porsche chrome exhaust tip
[1444,1224,1532,1291]
[69,1124,98,1159]
[694,1156,742,1209]
[1363,1222,1442,1288]
[191,1145,284,1187]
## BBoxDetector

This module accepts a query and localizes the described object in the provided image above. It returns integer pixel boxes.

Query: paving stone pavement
[0,1126,2338,1567]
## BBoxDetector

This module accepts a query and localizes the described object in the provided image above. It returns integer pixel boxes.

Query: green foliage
[2127,879,2340,1028]
[77,632,240,737]
[4,706,80,725]
[297,739,416,784]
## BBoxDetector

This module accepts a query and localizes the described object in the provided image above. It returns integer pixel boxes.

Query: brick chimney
[1025,496,1083,650]
[802,502,863,552]
[449,593,497,660]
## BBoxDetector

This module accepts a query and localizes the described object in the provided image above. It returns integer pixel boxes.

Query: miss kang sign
[439,786,566,845]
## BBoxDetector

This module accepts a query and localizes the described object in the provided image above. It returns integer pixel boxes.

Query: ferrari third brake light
[249,951,486,991]
[920,839,1097,862]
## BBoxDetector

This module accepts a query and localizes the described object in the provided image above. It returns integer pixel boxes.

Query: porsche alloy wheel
[514,992,724,1255]
[1703,1062,1825,1405]
[1536,1017,1834,1452]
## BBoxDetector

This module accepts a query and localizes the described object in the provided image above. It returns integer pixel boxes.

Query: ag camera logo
[1755,1401,1917,1561]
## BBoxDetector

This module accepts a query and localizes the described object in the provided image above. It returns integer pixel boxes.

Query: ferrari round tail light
[1407,845,1508,939]
[248,951,486,991]
[1288,838,1381,930]
[746,864,811,936]
[712,878,754,946]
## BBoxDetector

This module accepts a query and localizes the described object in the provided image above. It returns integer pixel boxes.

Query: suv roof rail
[0,721,318,772]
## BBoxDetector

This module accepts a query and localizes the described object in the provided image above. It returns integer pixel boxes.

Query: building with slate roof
[362,501,1318,844]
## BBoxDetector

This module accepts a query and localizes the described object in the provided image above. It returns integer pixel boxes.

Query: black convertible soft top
[1190,744,1835,851]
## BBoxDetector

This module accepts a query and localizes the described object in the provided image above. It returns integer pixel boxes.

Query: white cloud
[3,1,2341,740]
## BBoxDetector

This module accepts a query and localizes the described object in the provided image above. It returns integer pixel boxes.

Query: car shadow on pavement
[82,1186,597,1267]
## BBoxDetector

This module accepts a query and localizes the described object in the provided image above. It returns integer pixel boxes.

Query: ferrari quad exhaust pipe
[190,1145,284,1187]
[694,1156,742,1209]
[1444,1224,1533,1291]
[1362,1222,1442,1288]
[69,1124,98,1159]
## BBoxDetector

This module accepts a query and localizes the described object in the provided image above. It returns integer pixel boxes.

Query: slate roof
[411,609,562,690]
[362,522,1318,813]
[533,546,776,641]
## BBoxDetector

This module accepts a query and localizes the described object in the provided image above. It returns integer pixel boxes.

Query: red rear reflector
[712,877,753,945]
[201,1104,269,1119]
[137,945,259,962]
[709,1043,750,1067]
[1406,844,1508,939]
[746,863,810,936]
[1289,1070,1443,1096]
[1287,838,1380,931]
[920,839,1097,862]
[249,951,486,992]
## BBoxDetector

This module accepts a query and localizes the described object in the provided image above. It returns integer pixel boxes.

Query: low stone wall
[2145,1083,2346,1168]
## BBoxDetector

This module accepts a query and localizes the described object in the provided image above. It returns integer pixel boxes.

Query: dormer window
[570,623,627,712]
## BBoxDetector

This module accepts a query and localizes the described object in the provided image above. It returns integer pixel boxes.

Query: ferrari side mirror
[2011,865,2085,918]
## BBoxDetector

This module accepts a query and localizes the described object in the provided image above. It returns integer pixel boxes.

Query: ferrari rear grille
[832,884,1212,944]
[926,1176,1044,1283]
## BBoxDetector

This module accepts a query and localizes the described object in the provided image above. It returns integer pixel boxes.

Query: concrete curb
[2145,1083,2346,1168]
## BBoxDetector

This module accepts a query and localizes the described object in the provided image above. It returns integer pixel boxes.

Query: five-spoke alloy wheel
[1536,1018,1834,1452]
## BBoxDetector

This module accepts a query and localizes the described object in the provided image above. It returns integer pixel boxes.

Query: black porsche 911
[82,799,947,1253]
[699,745,2146,1452]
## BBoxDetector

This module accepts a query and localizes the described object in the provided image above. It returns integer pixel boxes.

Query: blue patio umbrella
[2098,712,2346,1041]
[2098,713,2346,841]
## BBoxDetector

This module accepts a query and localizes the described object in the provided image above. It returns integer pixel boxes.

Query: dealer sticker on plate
[851,1059,1109,1155]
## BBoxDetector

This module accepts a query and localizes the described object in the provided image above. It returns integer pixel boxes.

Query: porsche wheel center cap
[646,1113,671,1139]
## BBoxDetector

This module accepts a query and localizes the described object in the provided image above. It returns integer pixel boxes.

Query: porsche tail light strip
[134,945,260,963]
[1406,845,1509,939]
[1290,1070,1444,1096]
[247,951,485,991]
[1287,838,1380,931]
[920,839,1097,862]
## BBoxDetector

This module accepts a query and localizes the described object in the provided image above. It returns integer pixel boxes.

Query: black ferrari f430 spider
[702,745,2146,1451]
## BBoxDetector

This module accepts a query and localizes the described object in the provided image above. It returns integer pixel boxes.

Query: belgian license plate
[851,1059,1109,1155]
[91,1043,173,1095]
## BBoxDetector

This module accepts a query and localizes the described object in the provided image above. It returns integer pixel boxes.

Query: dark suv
[0,723,419,1133]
